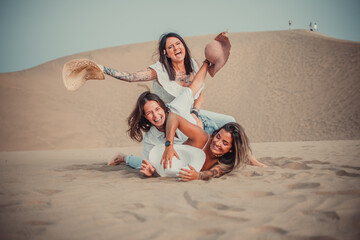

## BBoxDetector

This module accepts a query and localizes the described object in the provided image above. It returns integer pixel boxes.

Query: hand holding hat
[204,32,231,77]
[62,59,105,91]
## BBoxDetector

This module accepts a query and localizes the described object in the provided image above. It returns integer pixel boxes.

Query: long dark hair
[158,32,194,80]
[127,91,169,142]
[211,122,252,174]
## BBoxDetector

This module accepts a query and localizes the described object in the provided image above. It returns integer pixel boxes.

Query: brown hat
[204,32,231,77]
[62,59,105,91]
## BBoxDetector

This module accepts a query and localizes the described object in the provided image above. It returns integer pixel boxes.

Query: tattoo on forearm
[199,168,220,181]
[103,66,153,82]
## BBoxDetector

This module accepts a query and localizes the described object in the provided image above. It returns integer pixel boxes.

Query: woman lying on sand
[109,60,266,181]
[142,120,259,181]
[98,32,234,133]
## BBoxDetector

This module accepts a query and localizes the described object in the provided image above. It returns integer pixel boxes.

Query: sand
[1,141,359,240]
[0,30,359,239]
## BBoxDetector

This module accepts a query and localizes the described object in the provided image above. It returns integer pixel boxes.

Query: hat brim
[62,59,105,91]
[205,32,231,77]
[149,144,206,177]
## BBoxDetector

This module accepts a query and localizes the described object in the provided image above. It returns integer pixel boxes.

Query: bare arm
[198,166,222,180]
[193,91,204,110]
[188,61,209,97]
[98,65,157,82]
[161,112,207,168]
[178,165,222,181]
[165,112,207,148]
[192,60,204,110]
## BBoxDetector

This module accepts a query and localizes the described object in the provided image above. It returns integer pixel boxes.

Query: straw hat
[62,59,105,91]
[149,144,206,177]
[204,32,231,77]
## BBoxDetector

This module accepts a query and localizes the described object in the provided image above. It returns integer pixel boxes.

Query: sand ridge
[0,30,359,151]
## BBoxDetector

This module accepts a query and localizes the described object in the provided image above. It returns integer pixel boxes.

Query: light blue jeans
[125,155,143,169]
[199,110,236,134]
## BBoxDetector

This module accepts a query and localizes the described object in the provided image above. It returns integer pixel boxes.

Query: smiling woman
[96,32,236,134]
[108,60,266,181]
[64,32,264,180]
[143,100,167,131]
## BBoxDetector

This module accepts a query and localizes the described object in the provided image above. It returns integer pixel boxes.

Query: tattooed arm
[198,166,222,181]
[178,165,222,182]
[98,65,157,82]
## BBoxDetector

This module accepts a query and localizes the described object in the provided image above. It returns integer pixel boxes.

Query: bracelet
[191,107,199,112]
[191,110,199,117]
[203,59,210,65]
[191,107,199,117]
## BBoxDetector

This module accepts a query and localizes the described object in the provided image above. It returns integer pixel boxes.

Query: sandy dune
[0,30,359,239]
[0,30,359,151]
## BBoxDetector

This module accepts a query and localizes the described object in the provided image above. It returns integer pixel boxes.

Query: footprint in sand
[257,225,287,235]
[267,157,313,170]
[114,210,146,223]
[302,210,340,222]
[240,170,263,177]
[281,173,296,178]
[245,191,274,197]
[335,170,360,177]
[183,192,244,211]
[340,165,360,171]
[282,162,311,170]
[284,234,337,240]
[183,192,248,221]
[287,182,320,189]
[36,189,62,196]
[198,228,226,240]
[303,160,330,165]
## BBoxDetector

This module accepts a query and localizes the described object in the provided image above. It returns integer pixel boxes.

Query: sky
[0,0,359,73]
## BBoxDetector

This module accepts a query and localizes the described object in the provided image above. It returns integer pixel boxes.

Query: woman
[141,120,264,181]
[108,60,211,168]
[98,32,234,133]
[109,61,266,179]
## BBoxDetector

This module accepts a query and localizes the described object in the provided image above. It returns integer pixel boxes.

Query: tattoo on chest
[175,72,192,85]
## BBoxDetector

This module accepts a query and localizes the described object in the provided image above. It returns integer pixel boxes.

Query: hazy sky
[0,0,359,73]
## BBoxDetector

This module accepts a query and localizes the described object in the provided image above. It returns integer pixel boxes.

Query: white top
[149,58,204,103]
[142,87,197,160]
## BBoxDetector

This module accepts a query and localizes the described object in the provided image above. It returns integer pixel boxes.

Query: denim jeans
[199,110,235,133]
[125,155,143,169]
[198,114,218,134]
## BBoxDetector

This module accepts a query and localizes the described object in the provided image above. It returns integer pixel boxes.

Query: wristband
[191,107,199,117]
[191,110,199,117]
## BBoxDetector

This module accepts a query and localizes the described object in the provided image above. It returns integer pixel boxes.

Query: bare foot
[140,159,155,177]
[107,152,127,166]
